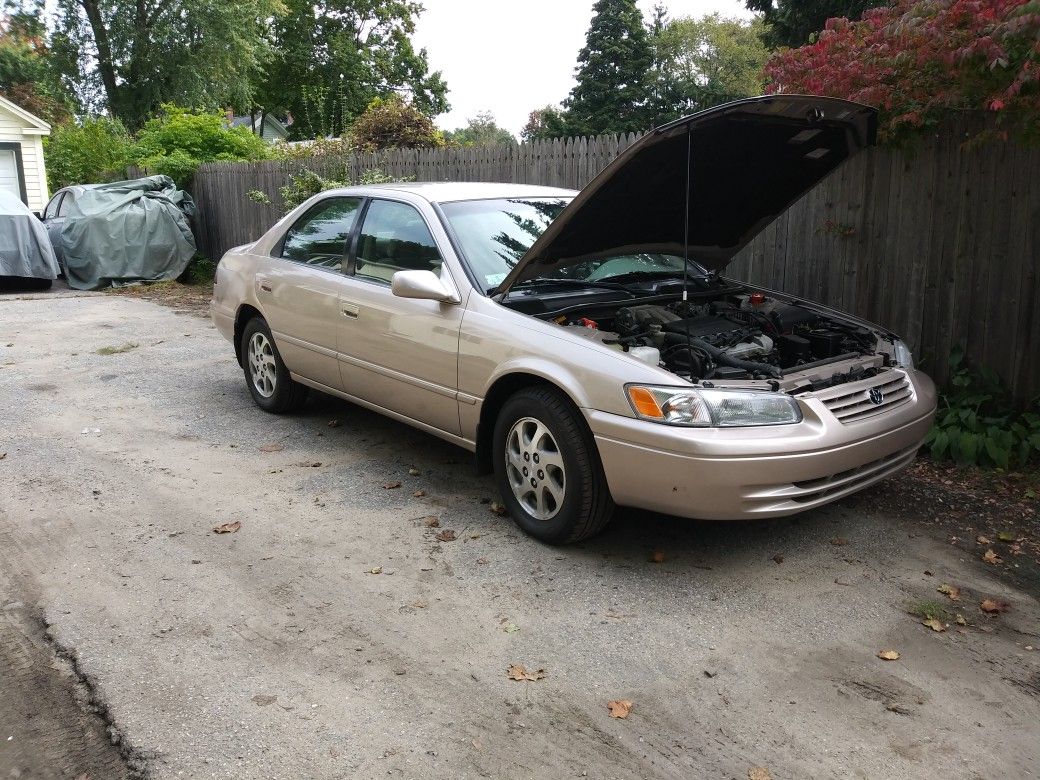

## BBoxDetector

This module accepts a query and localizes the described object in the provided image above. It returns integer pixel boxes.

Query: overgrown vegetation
[924,348,1040,469]
[349,96,445,151]
[248,166,404,212]
[44,117,134,190]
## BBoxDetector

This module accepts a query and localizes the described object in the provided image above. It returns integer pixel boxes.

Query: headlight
[626,385,803,427]
[892,339,914,369]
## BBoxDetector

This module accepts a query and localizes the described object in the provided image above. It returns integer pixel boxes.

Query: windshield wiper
[505,277,636,295]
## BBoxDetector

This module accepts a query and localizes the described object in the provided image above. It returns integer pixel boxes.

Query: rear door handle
[342,303,359,319]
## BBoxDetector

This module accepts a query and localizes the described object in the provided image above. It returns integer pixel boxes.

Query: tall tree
[744,0,880,49]
[257,0,448,140]
[444,111,515,147]
[0,4,76,124]
[520,105,569,142]
[562,0,653,135]
[40,0,283,129]
[649,14,769,123]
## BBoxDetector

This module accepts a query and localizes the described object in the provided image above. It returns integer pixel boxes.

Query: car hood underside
[497,95,878,294]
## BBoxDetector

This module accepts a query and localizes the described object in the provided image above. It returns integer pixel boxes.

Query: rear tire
[493,386,614,544]
[240,316,309,413]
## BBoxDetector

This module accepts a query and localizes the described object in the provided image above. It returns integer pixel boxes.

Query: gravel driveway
[1,293,1038,779]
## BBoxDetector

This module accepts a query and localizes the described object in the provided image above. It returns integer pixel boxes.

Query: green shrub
[349,96,444,151]
[44,117,133,190]
[274,167,402,212]
[924,348,1040,469]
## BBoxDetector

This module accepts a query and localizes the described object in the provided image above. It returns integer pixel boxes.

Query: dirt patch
[106,280,212,317]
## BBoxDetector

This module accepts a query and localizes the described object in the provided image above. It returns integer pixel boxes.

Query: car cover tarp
[0,190,60,280]
[61,175,197,291]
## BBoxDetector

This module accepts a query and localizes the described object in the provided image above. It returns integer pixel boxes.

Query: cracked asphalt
[1,291,1038,779]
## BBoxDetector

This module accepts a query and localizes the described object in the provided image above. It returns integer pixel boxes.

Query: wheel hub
[247,332,277,398]
[504,417,566,521]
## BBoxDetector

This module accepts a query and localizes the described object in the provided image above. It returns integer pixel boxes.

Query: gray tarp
[61,175,197,291]
[0,190,60,280]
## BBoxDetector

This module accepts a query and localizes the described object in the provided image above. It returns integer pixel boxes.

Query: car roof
[324,181,577,204]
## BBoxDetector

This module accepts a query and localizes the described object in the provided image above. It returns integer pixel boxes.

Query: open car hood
[496,95,877,294]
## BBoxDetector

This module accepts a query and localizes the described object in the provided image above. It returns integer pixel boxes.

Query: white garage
[0,96,50,213]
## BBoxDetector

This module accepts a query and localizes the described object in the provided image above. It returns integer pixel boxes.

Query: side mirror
[391,269,460,304]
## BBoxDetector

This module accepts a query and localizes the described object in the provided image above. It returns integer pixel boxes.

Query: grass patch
[96,342,138,355]
[906,599,949,621]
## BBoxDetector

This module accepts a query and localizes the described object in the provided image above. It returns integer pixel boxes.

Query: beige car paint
[212,182,937,521]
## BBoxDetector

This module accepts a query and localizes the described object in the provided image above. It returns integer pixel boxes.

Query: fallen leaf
[502,623,520,633]
[435,529,456,542]
[213,521,242,534]
[703,669,716,678]
[296,461,322,468]
[877,649,901,660]
[772,553,784,564]
[382,481,402,490]
[258,442,284,453]
[955,614,967,625]
[489,501,508,516]
[366,566,383,575]
[327,419,340,428]
[649,550,666,563]
[476,557,489,565]
[997,531,1017,542]
[830,537,848,546]
[937,583,961,601]
[982,549,1002,564]
[976,535,992,545]
[413,490,426,497]
[408,468,421,476]
[607,699,633,719]
[507,664,545,682]
[921,618,945,632]
[421,516,440,528]
[980,599,1010,614]
[748,768,772,780]
[252,694,277,707]
[0,452,6,460]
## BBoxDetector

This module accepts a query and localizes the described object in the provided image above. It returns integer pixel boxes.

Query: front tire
[240,317,308,413]
[493,386,614,544]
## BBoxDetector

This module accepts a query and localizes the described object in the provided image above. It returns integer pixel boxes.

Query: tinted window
[44,193,64,220]
[281,198,361,269]
[354,200,442,286]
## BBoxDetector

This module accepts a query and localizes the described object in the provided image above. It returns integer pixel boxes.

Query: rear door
[254,197,362,389]
[335,198,463,436]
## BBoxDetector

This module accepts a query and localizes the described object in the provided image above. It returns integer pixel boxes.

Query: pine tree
[563,0,654,136]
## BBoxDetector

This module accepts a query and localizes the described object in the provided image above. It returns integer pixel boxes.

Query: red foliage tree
[764,0,1040,140]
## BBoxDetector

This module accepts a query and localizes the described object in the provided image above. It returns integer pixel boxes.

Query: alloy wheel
[505,416,566,521]
[247,331,277,398]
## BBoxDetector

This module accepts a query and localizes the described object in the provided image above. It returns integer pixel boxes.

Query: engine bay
[545,290,890,384]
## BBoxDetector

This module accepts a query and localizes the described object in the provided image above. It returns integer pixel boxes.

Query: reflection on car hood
[496,95,877,294]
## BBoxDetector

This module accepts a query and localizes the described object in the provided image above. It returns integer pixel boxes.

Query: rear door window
[44,192,64,220]
[280,197,362,270]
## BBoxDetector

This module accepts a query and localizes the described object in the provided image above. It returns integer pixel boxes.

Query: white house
[0,96,50,212]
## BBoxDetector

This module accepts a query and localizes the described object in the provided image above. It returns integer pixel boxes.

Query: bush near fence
[188,116,1039,402]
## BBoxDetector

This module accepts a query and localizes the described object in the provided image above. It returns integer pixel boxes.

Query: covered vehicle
[0,189,60,288]
[211,95,937,545]
[59,175,197,290]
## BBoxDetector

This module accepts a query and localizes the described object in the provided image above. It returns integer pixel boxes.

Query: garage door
[0,149,21,200]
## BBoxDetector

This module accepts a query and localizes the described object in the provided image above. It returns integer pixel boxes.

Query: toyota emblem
[869,388,884,405]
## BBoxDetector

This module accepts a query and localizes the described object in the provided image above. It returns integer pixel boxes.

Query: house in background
[225,110,290,144]
[0,95,50,212]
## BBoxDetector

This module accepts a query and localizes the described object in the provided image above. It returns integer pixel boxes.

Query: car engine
[557,293,880,382]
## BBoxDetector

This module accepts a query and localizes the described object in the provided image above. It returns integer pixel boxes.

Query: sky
[412,0,755,136]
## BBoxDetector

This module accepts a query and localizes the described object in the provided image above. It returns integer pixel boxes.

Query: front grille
[817,370,913,423]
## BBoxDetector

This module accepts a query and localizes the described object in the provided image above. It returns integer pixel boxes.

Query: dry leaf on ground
[413,490,426,497]
[830,537,849,546]
[772,553,784,564]
[937,583,961,600]
[489,501,508,516]
[997,531,1017,542]
[982,549,1002,564]
[327,419,340,428]
[296,461,321,468]
[258,442,284,453]
[955,614,967,625]
[382,481,402,489]
[435,529,456,542]
[980,598,1010,614]
[408,468,421,476]
[976,535,992,545]
[0,452,6,460]
[649,550,666,563]
[877,649,901,660]
[748,768,772,780]
[921,618,946,632]
[213,521,242,534]
[607,699,633,719]
[421,516,440,528]
[366,566,382,575]
[507,664,545,682]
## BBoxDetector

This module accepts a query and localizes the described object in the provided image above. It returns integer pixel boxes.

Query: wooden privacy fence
[190,117,1039,399]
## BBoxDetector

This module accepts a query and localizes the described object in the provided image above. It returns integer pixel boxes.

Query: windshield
[440,197,706,293]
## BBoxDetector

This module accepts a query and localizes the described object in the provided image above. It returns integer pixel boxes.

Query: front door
[255,197,362,390]
[336,198,463,436]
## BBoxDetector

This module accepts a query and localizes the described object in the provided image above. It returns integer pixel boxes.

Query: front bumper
[588,370,936,520]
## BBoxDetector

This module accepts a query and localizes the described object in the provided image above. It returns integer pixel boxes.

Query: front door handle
[342,303,359,319]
